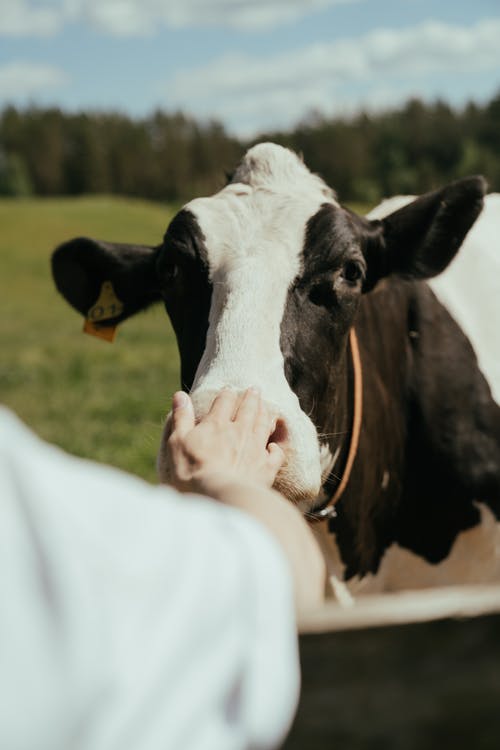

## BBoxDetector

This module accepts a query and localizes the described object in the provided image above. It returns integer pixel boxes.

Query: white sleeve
[0,407,299,750]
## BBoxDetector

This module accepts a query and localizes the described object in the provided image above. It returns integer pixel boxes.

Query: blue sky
[1,0,499,135]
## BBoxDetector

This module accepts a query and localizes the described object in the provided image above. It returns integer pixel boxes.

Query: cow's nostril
[268,417,289,448]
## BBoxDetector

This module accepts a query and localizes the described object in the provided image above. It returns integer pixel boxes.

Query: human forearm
[191,471,326,616]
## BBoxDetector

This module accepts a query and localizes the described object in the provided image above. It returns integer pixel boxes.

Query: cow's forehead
[230,142,336,199]
[183,142,338,276]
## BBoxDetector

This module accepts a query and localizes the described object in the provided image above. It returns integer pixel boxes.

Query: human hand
[165,388,285,494]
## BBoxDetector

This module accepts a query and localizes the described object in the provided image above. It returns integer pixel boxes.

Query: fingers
[234,387,261,429]
[179,386,281,450]
[267,442,285,474]
[254,400,277,444]
[171,391,195,438]
[230,388,279,443]
[208,388,239,422]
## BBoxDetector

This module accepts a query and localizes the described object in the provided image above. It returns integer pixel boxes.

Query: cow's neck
[322,285,412,578]
[318,279,499,580]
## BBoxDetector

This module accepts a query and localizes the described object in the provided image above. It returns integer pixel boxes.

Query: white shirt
[0,407,299,750]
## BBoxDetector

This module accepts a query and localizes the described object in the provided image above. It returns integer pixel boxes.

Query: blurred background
[1,0,499,481]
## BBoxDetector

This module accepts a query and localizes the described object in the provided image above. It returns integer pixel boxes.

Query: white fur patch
[353,504,500,595]
[313,504,500,600]
[183,143,338,501]
[429,194,500,405]
[319,442,339,480]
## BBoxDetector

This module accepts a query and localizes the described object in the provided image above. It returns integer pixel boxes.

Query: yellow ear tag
[83,281,124,343]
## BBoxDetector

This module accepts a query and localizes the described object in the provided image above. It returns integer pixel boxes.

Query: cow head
[51,143,485,509]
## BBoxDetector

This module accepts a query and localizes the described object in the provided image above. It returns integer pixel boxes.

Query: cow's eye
[308,281,335,308]
[342,261,363,284]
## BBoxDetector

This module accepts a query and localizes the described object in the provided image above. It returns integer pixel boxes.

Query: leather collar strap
[307,327,363,523]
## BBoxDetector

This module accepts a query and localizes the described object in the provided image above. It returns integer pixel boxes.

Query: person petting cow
[0,388,325,750]
[5,141,499,750]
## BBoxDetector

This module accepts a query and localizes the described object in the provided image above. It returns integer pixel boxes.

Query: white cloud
[114,0,359,33]
[163,18,500,134]
[0,0,63,36]
[0,62,69,98]
[0,0,360,37]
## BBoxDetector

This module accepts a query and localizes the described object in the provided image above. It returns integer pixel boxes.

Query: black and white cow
[51,143,500,595]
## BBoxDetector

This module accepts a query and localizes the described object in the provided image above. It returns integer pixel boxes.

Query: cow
[51,142,500,597]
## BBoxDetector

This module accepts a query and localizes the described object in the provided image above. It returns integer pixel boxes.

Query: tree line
[1,92,499,204]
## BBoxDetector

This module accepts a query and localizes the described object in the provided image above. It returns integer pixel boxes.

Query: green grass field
[1,196,180,482]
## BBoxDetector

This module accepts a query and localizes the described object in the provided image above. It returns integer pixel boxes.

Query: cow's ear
[363,176,486,292]
[51,237,162,325]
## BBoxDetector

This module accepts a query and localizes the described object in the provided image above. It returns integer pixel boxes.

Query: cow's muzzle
[157,387,322,507]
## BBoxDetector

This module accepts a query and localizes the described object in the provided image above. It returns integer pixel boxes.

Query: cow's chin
[272,471,321,509]
[271,439,323,508]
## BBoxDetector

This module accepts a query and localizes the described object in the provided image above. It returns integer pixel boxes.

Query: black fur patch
[158,210,212,390]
